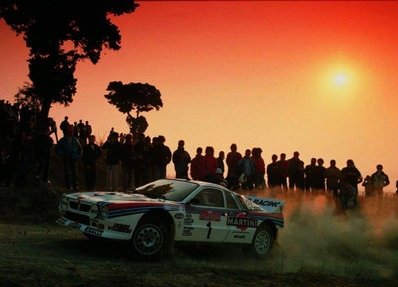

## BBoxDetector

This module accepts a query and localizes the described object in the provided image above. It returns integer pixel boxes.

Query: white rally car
[57,179,284,259]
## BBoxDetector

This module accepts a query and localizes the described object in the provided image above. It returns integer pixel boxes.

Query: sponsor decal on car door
[224,211,257,244]
[180,188,229,242]
[182,207,229,242]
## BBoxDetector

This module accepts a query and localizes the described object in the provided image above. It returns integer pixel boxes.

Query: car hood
[64,191,171,206]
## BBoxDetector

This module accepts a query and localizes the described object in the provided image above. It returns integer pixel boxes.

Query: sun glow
[333,72,348,87]
[318,63,359,95]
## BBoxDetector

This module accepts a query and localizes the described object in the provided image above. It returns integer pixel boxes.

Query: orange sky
[1,1,398,191]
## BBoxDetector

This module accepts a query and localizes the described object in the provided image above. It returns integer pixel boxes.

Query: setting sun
[333,72,348,86]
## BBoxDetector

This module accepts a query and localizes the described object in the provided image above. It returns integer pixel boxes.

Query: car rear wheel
[250,224,274,257]
[132,218,167,259]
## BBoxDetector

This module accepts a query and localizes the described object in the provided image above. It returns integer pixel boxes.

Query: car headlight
[98,206,109,219]
[59,196,68,212]
[90,205,99,217]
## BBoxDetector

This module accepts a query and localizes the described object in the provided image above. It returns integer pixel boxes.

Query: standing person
[341,159,363,205]
[59,116,70,137]
[77,119,86,145]
[102,131,121,191]
[237,149,256,191]
[216,151,225,176]
[252,147,266,189]
[226,143,242,190]
[325,159,342,198]
[82,135,102,190]
[313,158,326,193]
[133,133,152,186]
[370,164,390,197]
[277,153,289,190]
[34,118,54,184]
[304,158,317,192]
[190,147,206,180]
[267,154,280,189]
[287,151,305,191]
[55,125,82,191]
[151,135,172,180]
[172,140,191,179]
[48,117,58,143]
[203,146,218,181]
[84,121,92,140]
[120,134,135,191]
[362,175,375,197]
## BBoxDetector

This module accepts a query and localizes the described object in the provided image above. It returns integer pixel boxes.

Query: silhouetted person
[151,135,172,180]
[133,133,151,186]
[34,118,54,183]
[287,151,305,191]
[277,153,289,190]
[304,158,317,191]
[252,147,265,189]
[362,175,375,197]
[226,143,242,190]
[267,154,280,189]
[339,178,357,210]
[216,151,225,176]
[203,146,217,182]
[312,158,326,192]
[85,121,92,139]
[48,117,58,143]
[82,135,102,190]
[77,119,86,145]
[55,125,82,190]
[190,147,206,180]
[172,140,191,179]
[102,131,121,191]
[60,116,70,137]
[237,149,256,190]
[325,159,342,197]
[370,164,389,197]
[14,114,35,187]
[341,159,363,206]
[120,134,135,191]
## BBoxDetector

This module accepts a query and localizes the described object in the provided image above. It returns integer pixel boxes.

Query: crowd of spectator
[1,99,396,209]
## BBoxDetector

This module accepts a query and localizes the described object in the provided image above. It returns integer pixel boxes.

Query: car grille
[69,201,91,212]
[65,210,90,225]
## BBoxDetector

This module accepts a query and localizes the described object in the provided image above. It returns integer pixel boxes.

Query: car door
[180,187,229,243]
[223,192,256,244]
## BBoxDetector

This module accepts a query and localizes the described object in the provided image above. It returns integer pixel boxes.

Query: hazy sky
[1,1,398,191]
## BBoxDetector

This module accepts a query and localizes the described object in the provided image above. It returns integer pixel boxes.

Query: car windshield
[133,179,199,202]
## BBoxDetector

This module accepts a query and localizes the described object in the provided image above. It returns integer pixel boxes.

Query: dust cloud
[179,191,398,281]
[262,191,398,280]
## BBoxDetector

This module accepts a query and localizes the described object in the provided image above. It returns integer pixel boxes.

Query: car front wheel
[132,219,166,259]
[250,225,274,257]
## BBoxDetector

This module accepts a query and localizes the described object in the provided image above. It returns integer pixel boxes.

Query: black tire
[250,224,274,257]
[132,218,168,260]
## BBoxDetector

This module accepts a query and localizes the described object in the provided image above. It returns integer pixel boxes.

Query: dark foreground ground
[0,183,397,287]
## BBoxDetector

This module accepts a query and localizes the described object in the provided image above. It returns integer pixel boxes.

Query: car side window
[192,189,225,208]
[224,191,239,209]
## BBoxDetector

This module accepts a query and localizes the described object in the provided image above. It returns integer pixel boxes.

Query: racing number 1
[206,221,212,239]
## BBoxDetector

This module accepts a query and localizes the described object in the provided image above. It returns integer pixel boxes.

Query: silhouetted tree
[14,82,41,112]
[0,0,139,120]
[104,81,163,137]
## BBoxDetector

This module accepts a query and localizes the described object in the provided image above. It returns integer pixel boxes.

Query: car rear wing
[246,195,285,213]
